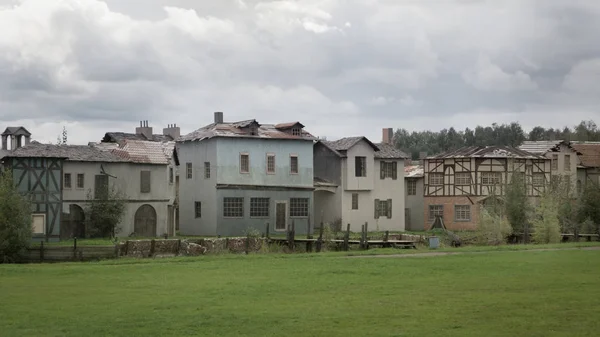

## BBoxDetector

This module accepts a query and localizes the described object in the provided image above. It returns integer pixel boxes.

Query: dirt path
[346,246,600,259]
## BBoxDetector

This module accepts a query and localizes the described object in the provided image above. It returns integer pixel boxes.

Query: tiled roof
[518,140,581,155]
[102,132,174,144]
[4,143,128,162]
[427,146,545,159]
[179,119,314,142]
[374,143,409,159]
[274,121,304,129]
[111,140,174,165]
[324,137,366,151]
[405,165,424,178]
[572,143,600,168]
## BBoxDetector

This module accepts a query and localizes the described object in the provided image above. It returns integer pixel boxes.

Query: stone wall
[118,237,269,258]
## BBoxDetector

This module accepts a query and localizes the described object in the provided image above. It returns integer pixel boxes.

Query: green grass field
[1,246,599,336]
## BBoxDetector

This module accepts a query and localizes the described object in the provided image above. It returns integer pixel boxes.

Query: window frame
[407,179,417,195]
[194,201,202,218]
[290,154,299,175]
[351,193,359,210]
[250,197,270,218]
[140,170,151,193]
[455,172,471,186]
[240,153,250,174]
[291,128,301,136]
[355,156,367,177]
[223,197,244,218]
[169,167,174,185]
[186,162,193,179]
[31,214,46,235]
[64,173,72,189]
[532,173,545,187]
[428,205,444,222]
[76,173,85,189]
[454,205,471,222]
[289,197,309,218]
[266,153,276,175]
[551,154,558,170]
[204,162,210,179]
[481,172,501,185]
[429,173,444,186]
[564,154,571,171]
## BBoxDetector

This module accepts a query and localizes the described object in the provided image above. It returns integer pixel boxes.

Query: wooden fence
[25,241,118,263]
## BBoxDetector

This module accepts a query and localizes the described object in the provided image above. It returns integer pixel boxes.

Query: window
[532,173,545,187]
[140,170,151,193]
[240,153,249,173]
[355,156,366,177]
[290,155,298,174]
[223,197,244,217]
[64,173,72,189]
[564,154,571,171]
[204,162,210,179]
[94,174,109,199]
[551,154,558,170]
[374,199,392,219]
[186,163,192,179]
[266,154,275,174]
[76,174,84,189]
[407,180,417,195]
[290,198,309,217]
[169,167,174,184]
[380,161,398,179]
[428,205,443,222]
[454,205,471,222]
[455,172,470,185]
[429,173,444,186]
[292,128,301,136]
[351,193,359,210]
[31,214,45,235]
[194,202,201,218]
[481,172,501,185]
[250,198,270,217]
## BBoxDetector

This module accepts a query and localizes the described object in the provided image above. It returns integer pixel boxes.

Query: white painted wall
[62,161,174,236]
[344,141,375,191]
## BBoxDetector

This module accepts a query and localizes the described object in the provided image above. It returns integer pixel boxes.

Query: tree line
[395,120,600,160]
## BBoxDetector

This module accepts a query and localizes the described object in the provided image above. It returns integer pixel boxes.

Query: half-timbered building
[423,146,551,230]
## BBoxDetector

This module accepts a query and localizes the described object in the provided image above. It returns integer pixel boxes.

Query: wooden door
[405,208,411,230]
[275,201,287,231]
[134,204,157,237]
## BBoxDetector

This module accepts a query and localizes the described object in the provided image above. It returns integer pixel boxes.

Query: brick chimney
[214,112,224,124]
[382,128,394,145]
[135,120,154,140]
[163,124,180,140]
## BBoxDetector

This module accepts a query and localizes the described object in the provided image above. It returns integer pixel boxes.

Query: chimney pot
[214,112,224,124]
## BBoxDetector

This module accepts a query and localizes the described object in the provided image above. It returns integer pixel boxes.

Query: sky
[1,0,599,144]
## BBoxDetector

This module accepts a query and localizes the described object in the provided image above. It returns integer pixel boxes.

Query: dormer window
[292,128,301,136]
[250,126,258,136]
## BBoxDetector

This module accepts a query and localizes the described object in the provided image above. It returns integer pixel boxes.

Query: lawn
[1,248,599,336]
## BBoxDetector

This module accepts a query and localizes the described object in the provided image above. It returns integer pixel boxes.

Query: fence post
[149,239,156,258]
[344,224,350,251]
[288,220,295,252]
[73,237,77,260]
[316,222,324,253]
[364,222,369,250]
[40,241,44,262]
[266,223,270,241]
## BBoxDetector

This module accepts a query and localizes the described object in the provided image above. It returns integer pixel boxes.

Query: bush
[84,186,126,238]
[0,169,32,263]
[477,208,512,245]
[532,193,561,244]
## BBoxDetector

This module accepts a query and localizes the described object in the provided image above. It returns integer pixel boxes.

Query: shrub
[477,208,512,246]
[84,186,126,238]
[532,192,561,244]
[0,169,32,263]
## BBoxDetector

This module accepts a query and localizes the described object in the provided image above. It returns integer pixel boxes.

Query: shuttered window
[64,173,72,189]
[94,174,109,199]
[374,199,392,219]
[140,170,151,193]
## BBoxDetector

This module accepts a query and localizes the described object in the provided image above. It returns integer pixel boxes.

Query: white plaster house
[60,140,176,239]
[404,164,424,231]
[313,135,408,232]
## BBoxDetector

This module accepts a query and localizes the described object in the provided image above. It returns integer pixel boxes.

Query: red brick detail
[423,196,480,231]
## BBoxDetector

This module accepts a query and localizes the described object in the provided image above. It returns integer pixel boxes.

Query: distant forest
[395,120,600,160]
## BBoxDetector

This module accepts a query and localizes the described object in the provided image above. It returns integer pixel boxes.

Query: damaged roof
[374,143,409,159]
[572,143,600,168]
[519,140,581,155]
[319,137,408,159]
[427,146,546,159]
[4,143,128,162]
[102,132,174,144]
[179,119,314,142]
[405,165,424,178]
[110,140,174,165]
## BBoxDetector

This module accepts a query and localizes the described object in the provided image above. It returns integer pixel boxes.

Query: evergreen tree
[0,169,32,263]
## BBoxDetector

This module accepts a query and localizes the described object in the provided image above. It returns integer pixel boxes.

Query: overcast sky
[1,0,599,144]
